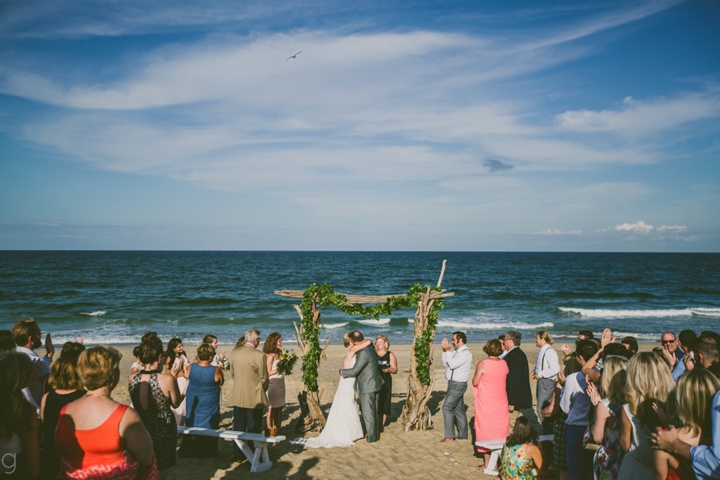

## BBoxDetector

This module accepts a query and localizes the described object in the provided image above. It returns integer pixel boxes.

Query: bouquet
[276,349,298,376]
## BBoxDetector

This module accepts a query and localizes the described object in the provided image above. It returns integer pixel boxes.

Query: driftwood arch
[274,260,453,432]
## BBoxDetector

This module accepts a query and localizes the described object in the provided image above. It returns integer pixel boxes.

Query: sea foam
[560,307,720,318]
[80,311,106,316]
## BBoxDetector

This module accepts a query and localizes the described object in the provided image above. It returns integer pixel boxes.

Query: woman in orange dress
[55,345,157,480]
[473,339,510,466]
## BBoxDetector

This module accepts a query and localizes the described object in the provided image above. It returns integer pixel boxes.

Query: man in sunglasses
[659,331,685,378]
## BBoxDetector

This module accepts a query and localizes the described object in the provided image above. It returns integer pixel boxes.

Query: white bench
[178,426,286,473]
[475,434,553,475]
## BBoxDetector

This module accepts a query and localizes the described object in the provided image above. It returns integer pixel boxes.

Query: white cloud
[614,220,654,234]
[536,229,583,235]
[555,92,720,136]
[657,225,687,232]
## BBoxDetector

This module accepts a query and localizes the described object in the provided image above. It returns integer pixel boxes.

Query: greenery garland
[299,283,444,391]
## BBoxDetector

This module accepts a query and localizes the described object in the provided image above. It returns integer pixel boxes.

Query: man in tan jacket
[230,328,269,459]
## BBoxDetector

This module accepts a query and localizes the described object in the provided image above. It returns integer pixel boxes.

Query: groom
[340,331,384,443]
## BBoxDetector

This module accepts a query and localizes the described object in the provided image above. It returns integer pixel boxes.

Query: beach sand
[109,341,648,480]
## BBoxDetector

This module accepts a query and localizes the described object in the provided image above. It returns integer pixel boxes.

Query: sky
[0,0,719,251]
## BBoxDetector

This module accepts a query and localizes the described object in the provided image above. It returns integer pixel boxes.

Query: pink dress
[473,358,510,452]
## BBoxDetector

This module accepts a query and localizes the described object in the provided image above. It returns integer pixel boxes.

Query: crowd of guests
[0,320,294,479]
[441,327,720,480]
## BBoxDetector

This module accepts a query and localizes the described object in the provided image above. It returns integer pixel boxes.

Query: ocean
[1,251,719,347]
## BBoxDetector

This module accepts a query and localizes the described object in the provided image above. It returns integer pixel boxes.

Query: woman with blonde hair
[587,355,629,480]
[55,346,157,479]
[375,334,397,432]
[0,352,40,479]
[653,368,719,480]
[617,352,676,480]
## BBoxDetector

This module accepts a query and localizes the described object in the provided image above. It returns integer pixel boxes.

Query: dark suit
[504,346,542,433]
[504,347,532,409]
[341,344,384,443]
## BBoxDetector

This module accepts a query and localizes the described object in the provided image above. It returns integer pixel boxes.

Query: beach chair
[475,434,553,475]
[177,426,286,473]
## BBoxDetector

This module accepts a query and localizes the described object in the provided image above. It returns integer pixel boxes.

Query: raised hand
[586,378,601,406]
[561,344,571,356]
[601,328,616,348]
[45,333,55,358]
[441,338,451,351]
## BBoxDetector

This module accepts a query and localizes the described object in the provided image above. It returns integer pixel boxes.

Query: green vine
[298,283,444,391]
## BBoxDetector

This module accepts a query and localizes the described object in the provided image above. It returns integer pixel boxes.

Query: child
[653,368,720,480]
[500,417,543,479]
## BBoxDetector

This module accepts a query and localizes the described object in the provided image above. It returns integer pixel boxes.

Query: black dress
[128,372,177,470]
[377,351,393,419]
[40,389,85,480]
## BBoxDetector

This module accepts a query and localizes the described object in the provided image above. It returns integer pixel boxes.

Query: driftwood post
[401,260,447,431]
[290,294,332,432]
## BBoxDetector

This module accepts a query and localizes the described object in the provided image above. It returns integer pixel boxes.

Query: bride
[292,333,371,448]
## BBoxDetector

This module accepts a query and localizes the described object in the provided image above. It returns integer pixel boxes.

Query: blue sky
[0,0,718,251]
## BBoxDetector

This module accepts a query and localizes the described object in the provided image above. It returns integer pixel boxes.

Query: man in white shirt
[560,339,598,480]
[440,331,472,443]
[12,318,54,411]
[532,330,560,433]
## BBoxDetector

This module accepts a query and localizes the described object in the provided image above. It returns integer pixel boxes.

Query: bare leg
[266,406,273,430]
[273,406,284,433]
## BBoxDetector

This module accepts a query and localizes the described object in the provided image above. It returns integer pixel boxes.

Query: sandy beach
[106,340,652,480]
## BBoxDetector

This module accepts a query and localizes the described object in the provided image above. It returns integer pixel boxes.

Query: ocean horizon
[1,251,719,347]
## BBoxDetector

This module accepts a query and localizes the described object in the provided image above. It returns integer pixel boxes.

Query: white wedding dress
[292,356,364,448]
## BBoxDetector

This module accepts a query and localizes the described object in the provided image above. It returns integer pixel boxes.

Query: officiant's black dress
[377,351,393,419]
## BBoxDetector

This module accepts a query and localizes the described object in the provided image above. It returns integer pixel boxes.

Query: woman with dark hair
[129,337,183,480]
[40,344,86,479]
[263,332,285,433]
[473,339,509,466]
[500,416,543,479]
[164,338,188,425]
[0,352,40,479]
[179,344,223,458]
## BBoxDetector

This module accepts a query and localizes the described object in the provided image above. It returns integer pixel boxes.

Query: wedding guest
[164,338,188,425]
[39,345,86,480]
[652,383,720,480]
[375,334,397,432]
[12,318,54,410]
[131,345,143,375]
[202,334,226,367]
[621,336,639,355]
[579,330,595,341]
[0,352,40,479]
[264,332,286,434]
[56,346,157,479]
[671,330,697,380]
[544,354,581,480]
[0,330,15,352]
[684,334,719,372]
[532,330,560,434]
[472,339,509,466]
[236,336,246,348]
[178,344,223,458]
[129,337,183,480]
[498,334,508,355]
[586,356,628,480]
[229,329,268,460]
[500,416,543,480]
[441,331,472,443]
[653,369,719,480]
[561,339,599,480]
[617,352,676,480]
[504,331,539,433]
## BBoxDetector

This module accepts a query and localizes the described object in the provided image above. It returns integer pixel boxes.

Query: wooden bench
[475,434,553,475]
[178,426,286,473]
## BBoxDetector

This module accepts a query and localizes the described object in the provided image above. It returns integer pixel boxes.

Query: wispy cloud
[536,229,583,235]
[484,159,514,173]
[614,220,654,234]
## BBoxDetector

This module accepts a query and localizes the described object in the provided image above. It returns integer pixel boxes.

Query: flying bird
[286,51,303,61]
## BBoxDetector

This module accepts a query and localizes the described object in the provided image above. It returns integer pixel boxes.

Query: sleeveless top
[269,356,284,379]
[56,404,129,468]
[501,444,537,480]
[128,373,175,435]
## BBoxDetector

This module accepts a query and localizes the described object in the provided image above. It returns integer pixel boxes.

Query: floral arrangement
[276,348,298,376]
